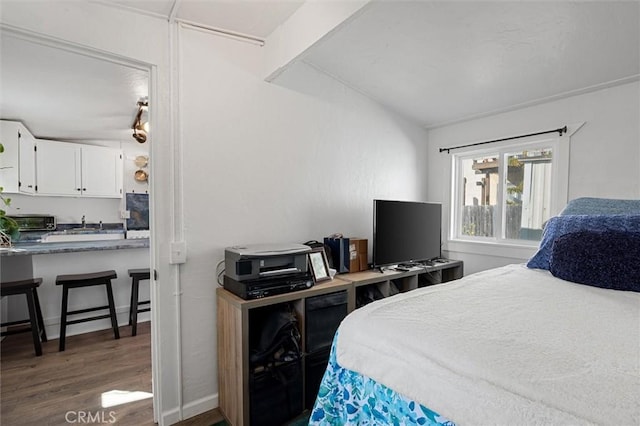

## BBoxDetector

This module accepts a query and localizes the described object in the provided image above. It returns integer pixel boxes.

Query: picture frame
[308,247,331,283]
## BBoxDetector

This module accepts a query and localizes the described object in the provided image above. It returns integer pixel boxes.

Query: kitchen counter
[0,238,149,256]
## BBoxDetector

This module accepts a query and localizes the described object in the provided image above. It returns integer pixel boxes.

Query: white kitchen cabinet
[19,133,36,194]
[36,140,81,196]
[0,120,36,194]
[0,121,20,193]
[81,144,123,197]
[36,139,123,198]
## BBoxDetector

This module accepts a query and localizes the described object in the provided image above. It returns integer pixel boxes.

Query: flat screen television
[373,199,442,268]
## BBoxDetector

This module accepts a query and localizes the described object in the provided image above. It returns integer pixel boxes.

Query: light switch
[169,241,187,264]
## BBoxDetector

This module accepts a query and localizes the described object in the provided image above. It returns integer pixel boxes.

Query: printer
[223,243,314,300]
[225,243,311,281]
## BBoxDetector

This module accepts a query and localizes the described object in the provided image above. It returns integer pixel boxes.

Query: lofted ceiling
[300,1,640,127]
[0,1,638,141]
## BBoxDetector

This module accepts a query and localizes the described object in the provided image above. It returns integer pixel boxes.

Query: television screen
[373,199,442,268]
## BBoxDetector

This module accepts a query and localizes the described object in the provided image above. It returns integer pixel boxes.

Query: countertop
[0,238,150,256]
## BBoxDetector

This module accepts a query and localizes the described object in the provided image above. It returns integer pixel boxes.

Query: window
[452,136,564,245]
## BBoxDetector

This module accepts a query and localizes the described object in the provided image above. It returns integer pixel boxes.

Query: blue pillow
[560,197,640,215]
[527,214,640,270]
[549,230,640,292]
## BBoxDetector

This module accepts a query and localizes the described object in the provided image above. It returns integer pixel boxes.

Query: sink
[41,232,124,243]
[66,227,99,233]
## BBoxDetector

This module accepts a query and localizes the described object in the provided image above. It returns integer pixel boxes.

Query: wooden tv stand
[217,259,463,425]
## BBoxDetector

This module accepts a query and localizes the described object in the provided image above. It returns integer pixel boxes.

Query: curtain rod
[439,126,567,154]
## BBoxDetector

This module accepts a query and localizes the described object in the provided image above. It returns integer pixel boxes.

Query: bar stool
[128,268,151,336]
[1,278,48,356]
[56,270,119,351]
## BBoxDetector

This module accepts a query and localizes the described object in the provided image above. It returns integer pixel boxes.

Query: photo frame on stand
[309,247,331,283]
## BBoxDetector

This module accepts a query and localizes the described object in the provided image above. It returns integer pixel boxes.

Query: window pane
[505,148,552,241]
[460,155,498,237]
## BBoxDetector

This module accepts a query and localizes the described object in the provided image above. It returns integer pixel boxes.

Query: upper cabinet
[80,144,123,198]
[0,120,123,198]
[19,132,37,194]
[36,140,123,198]
[0,120,36,194]
[35,139,79,196]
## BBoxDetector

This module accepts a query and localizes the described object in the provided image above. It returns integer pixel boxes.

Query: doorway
[0,27,158,425]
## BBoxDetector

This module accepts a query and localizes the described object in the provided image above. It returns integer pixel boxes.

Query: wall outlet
[120,210,131,219]
[169,241,187,264]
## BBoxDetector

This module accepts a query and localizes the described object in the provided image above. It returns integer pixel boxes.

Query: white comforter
[336,264,640,425]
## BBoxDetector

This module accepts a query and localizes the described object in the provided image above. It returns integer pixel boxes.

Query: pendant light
[132,99,149,143]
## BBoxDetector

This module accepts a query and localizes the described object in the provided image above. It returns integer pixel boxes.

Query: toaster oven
[7,214,56,231]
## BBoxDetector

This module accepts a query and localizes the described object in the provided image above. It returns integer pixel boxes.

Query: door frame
[0,23,164,424]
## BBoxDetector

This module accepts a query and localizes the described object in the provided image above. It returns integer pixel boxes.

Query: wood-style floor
[1,322,226,426]
[1,322,154,425]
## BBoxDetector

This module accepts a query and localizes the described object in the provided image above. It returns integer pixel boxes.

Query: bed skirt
[309,334,455,426]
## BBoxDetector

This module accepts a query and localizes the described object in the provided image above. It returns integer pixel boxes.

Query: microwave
[7,215,56,231]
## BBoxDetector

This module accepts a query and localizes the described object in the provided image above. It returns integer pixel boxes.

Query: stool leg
[25,290,43,356]
[33,288,47,342]
[59,285,69,352]
[131,277,140,337]
[105,281,120,340]
[128,277,135,326]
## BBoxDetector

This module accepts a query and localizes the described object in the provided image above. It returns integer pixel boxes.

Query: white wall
[7,194,121,224]
[427,81,640,274]
[177,25,429,411]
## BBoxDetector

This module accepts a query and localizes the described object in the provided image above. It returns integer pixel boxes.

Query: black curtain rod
[439,126,567,154]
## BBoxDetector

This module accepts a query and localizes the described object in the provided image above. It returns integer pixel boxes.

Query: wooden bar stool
[128,268,151,336]
[1,278,48,356]
[56,270,119,351]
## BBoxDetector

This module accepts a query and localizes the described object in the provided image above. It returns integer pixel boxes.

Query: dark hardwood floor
[1,322,226,426]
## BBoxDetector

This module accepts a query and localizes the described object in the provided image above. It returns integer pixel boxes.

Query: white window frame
[448,129,572,252]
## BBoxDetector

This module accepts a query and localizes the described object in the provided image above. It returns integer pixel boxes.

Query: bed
[310,198,640,425]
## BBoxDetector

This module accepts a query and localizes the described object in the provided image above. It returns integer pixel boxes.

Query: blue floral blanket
[310,334,455,426]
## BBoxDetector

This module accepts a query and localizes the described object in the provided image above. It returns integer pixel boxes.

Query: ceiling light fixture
[132,99,149,143]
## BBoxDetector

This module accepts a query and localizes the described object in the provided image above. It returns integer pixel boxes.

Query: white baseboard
[182,394,219,420]
[160,394,219,426]
[159,408,182,426]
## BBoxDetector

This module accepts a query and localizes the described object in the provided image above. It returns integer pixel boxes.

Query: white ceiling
[105,0,305,39]
[0,0,304,142]
[0,32,149,141]
[301,1,640,127]
[0,1,638,141]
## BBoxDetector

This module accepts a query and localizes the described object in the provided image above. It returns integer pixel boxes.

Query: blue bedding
[526,214,640,270]
[310,334,455,426]
[559,197,640,215]
[548,229,640,291]
[527,197,640,270]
